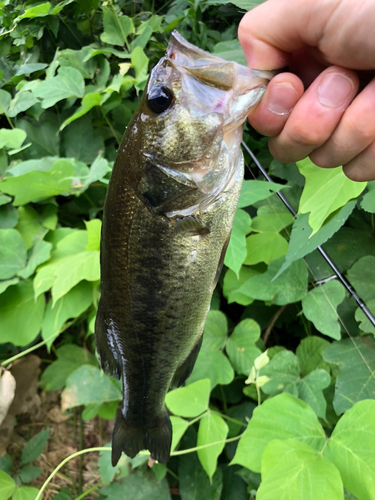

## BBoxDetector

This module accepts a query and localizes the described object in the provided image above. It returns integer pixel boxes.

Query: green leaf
[130,25,153,51]
[0,277,20,294]
[244,232,288,265]
[197,412,228,480]
[60,93,103,130]
[224,209,251,276]
[0,160,74,206]
[63,115,104,164]
[16,118,59,158]
[0,89,11,114]
[165,379,210,418]
[61,365,121,410]
[33,67,85,108]
[0,229,27,279]
[213,40,247,65]
[0,204,18,229]
[21,429,50,465]
[238,180,285,209]
[0,470,16,500]
[302,281,346,340]
[240,257,308,305]
[276,202,356,277]
[59,47,97,79]
[226,319,262,375]
[179,451,223,500]
[98,443,129,484]
[0,195,12,206]
[0,128,27,149]
[298,369,331,421]
[347,256,375,303]
[201,311,227,351]
[12,487,39,500]
[322,337,375,414]
[15,63,48,77]
[100,469,171,500]
[131,47,149,86]
[19,2,51,18]
[296,336,331,377]
[250,213,294,233]
[84,219,102,251]
[297,158,366,234]
[41,281,94,345]
[325,400,375,500]
[0,280,45,346]
[361,188,375,213]
[261,350,300,396]
[18,466,42,483]
[231,393,326,472]
[18,239,52,279]
[258,440,343,500]
[15,206,44,250]
[223,267,258,305]
[171,416,189,452]
[8,92,38,118]
[187,350,234,388]
[355,299,375,334]
[101,7,133,46]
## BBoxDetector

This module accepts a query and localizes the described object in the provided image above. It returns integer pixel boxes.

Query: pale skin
[239,0,375,181]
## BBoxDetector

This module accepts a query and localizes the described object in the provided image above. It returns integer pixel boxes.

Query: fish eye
[147,86,173,114]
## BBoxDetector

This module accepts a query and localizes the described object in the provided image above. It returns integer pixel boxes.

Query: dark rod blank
[241,140,375,329]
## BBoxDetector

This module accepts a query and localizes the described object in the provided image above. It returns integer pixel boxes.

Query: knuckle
[288,119,323,148]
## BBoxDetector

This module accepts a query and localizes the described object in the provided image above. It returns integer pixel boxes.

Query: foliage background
[1,0,375,499]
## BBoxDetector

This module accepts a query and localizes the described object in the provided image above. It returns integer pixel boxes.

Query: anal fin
[170,335,203,389]
[95,303,121,380]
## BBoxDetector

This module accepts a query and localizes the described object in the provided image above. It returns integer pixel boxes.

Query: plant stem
[220,385,228,412]
[75,482,103,500]
[100,107,121,145]
[167,467,179,482]
[171,435,242,456]
[256,384,261,406]
[1,333,58,367]
[78,408,84,494]
[211,410,247,428]
[187,412,207,426]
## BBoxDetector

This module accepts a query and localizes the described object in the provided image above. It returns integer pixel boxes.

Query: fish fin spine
[95,304,121,380]
[170,334,203,389]
[111,407,172,466]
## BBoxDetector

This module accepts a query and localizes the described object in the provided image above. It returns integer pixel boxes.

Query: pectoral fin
[173,216,210,237]
[95,304,121,380]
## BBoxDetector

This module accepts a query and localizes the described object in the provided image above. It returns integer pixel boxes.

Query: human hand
[239,0,375,181]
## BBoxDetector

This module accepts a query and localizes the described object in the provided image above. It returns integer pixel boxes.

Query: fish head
[135,31,273,214]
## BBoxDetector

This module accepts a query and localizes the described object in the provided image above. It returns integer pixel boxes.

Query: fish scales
[95,31,272,466]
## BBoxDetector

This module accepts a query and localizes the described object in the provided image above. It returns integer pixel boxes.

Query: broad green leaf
[98,442,129,484]
[165,379,210,418]
[355,299,375,334]
[250,213,294,233]
[240,257,308,305]
[59,47,97,79]
[222,267,258,305]
[258,440,343,500]
[7,157,58,177]
[0,277,19,294]
[60,93,103,130]
[361,188,375,213]
[297,158,366,234]
[261,350,300,396]
[0,204,18,229]
[298,369,331,421]
[224,209,251,276]
[238,180,284,209]
[187,350,234,388]
[0,470,16,500]
[100,7,133,46]
[0,89,11,113]
[226,319,262,375]
[197,412,228,480]
[244,232,288,265]
[0,280,45,346]
[61,365,121,410]
[51,229,88,258]
[229,0,266,8]
[171,417,189,451]
[302,281,346,340]
[15,63,48,76]
[63,115,104,164]
[0,160,74,205]
[41,281,94,345]
[100,469,171,500]
[50,250,100,304]
[7,92,38,117]
[0,194,12,206]
[18,466,42,484]
[18,240,52,279]
[179,451,223,500]
[16,118,59,158]
[21,429,50,465]
[322,337,375,414]
[275,202,356,277]
[33,67,85,108]
[84,219,102,251]
[213,40,247,65]
[231,393,326,472]
[296,336,331,376]
[12,487,39,500]
[0,229,27,279]
[201,311,227,351]
[325,400,375,500]
[347,256,375,302]
[0,128,27,149]
[15,206,44,250]
[131,47,149,86]
[19,2,51,18]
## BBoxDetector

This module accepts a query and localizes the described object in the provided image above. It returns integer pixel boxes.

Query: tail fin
[111,407,172,466]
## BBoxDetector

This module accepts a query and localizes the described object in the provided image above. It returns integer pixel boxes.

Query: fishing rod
[241,139,375,329]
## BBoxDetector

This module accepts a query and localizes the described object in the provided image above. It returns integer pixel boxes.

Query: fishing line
[241,139,375,329]
[241,138,375,378]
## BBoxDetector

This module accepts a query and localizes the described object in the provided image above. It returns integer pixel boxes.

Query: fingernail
[318,73,354,108]
[267,83,299,116]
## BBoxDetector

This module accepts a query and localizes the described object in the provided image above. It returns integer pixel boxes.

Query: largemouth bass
[95,31,272,466]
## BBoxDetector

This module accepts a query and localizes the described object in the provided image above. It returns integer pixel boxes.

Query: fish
[95,30,273,466]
